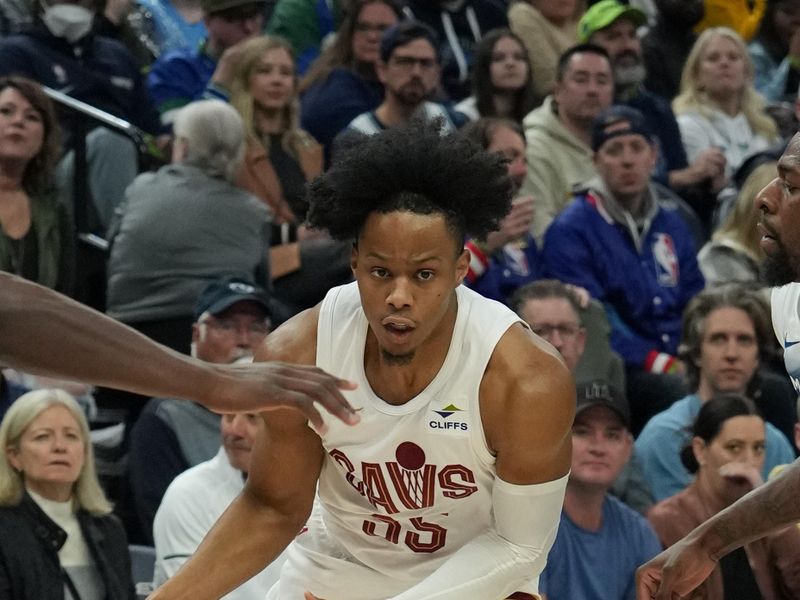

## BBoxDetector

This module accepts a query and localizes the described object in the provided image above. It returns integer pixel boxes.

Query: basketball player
[149,123,575,600]
[0,272,358,425]
[636,133,800,599]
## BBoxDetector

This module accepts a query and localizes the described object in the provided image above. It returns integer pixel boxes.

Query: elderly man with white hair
[106,99,273,354]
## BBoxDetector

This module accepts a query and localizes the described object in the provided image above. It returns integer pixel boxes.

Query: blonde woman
[673,27,778,187]
[698,161,775,286]
[231,35,321,226]
[0,389,135,600]
[231,35,351,315]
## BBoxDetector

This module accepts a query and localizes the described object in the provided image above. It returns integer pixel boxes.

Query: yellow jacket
[695,0,766,41]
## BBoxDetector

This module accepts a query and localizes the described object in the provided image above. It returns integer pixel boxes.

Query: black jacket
[0,24,162,135]
[0,493,135,600]
[403,0,507,101]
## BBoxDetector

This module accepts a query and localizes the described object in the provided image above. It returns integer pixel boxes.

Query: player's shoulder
[483,323,574,409]
[490,322,569,380]
[480,323,575,458]
[256,304,321,366]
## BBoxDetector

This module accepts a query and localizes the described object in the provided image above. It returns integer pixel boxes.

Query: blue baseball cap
[591,105,654,152]
[194,277,270,320]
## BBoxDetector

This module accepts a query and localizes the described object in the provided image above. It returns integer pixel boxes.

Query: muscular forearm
[691,459,800,560]
[0,273,220,404]
[149,487,303,599]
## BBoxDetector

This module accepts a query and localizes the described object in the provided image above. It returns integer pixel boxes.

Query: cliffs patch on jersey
[429,403,468,432]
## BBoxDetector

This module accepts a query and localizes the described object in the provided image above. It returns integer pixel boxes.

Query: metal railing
[43,85,149,250]
[43,87,151,307]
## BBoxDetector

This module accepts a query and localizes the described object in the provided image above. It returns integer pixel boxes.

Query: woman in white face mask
[0,0,163,136]
[40,0,95,43]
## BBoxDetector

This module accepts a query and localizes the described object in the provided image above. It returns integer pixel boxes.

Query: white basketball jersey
[268,282,528,599]
[771,283,800,394]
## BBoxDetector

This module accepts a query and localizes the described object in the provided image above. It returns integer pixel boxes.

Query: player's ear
[350,243,359,275]
[455,248,470,284]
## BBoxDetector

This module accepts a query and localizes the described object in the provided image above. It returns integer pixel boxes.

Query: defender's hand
[206,362,359,433]
[636,538,716,599]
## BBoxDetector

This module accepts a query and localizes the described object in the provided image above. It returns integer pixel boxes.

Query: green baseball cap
[578,0,647,43]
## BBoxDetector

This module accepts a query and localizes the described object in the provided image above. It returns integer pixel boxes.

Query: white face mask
[42,3,93,43]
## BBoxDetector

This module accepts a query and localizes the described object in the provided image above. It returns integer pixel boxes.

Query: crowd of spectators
[2,0,800,598]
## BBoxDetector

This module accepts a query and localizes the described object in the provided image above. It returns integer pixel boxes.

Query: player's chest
[320,405,491,515]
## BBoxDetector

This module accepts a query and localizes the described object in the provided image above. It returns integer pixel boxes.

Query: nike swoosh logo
[785,337,799,348]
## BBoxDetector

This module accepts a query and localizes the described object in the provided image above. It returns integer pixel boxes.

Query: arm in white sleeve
[389,474,568,600]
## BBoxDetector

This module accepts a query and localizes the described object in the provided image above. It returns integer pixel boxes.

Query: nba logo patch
[652,233,679,287]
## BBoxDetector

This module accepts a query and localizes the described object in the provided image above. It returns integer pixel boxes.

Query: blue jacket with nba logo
[541,179,704,372]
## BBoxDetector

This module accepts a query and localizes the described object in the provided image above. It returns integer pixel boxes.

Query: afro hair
[306,119,514,246]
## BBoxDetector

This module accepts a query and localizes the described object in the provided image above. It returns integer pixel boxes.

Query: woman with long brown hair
[299,0,401,156]
[230,35,351,315]
[455,28,541,123]
[0,76,73,293]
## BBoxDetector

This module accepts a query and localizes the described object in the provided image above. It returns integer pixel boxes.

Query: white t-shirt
[268,282,534,599]
[454,96,479,122]
[771,283,800,394]
[677,109,772,178]
[152,448,287,599]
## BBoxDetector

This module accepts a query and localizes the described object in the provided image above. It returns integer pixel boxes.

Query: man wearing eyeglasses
[338,20,461,140]
[512,279,655,517]
[128,276,272,544]
[512,279,588,375]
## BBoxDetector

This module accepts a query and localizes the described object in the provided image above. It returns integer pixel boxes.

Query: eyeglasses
[354,21,393,34]
[199,317,271,339]
[531,323,583,341]
[390,55,437,71]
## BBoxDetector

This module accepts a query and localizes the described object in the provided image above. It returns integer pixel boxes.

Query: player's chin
[379,341,417,365]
